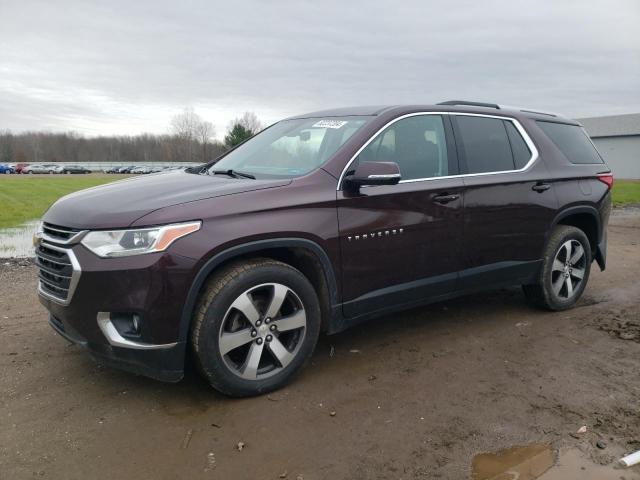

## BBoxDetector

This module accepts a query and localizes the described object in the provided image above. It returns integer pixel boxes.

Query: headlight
[33,221,44,246]
[81,221,201,258]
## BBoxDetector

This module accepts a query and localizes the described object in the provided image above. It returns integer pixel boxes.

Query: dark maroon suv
[36,101,612,396]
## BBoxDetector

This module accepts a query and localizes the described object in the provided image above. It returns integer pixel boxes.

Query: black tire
[191,258,321,397]
[523,225,591,311]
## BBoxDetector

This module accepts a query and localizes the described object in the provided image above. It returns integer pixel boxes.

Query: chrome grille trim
[36,241,81,305]
[41,223,88,245]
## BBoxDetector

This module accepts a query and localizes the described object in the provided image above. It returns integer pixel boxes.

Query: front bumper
[38,240,198,382]
[47,313,184,381]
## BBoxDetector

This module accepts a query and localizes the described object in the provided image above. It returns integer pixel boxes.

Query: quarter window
[537,121,603,164]
[356,115,449,180]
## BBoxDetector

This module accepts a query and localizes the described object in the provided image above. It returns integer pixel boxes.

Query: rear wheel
[523,225,591,310]
[191,259,321,397]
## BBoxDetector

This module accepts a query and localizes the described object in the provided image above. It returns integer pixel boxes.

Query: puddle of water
[0,220,39,258]
[472,443,555,480]
[472,444,633,480]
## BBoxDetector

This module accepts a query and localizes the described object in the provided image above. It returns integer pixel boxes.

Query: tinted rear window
[455,116,514,174]
[537,121,603,164]
[504,121,531,169]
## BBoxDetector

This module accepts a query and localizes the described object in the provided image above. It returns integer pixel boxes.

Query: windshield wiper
[209,169,256,179]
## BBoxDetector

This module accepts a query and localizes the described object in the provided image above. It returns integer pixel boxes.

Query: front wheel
[523,225,591,311]
[191,259,321,397]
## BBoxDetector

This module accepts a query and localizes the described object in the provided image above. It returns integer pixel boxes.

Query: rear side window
[454,116,515,174]
[537,121,603,164]
[504,122,531,169]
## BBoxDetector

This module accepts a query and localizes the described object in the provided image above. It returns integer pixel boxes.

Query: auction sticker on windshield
[312,120,348,129]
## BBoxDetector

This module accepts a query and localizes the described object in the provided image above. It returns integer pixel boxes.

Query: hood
[43,170,291,229]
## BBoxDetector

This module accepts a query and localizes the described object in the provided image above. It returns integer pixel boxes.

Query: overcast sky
[1,0,639,138]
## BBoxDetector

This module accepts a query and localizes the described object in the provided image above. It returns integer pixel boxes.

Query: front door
[336,113,464,318]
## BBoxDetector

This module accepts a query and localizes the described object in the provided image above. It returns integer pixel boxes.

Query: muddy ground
[1,209,639,480]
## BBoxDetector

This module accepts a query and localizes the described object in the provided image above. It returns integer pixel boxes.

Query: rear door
[450,114,558,289]
[337,113,464,318]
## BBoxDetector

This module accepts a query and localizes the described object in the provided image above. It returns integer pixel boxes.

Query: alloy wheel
[218,283,307,380]
[551,239,586,299]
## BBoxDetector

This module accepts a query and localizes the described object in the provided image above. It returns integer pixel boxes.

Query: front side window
[355,115,449,181]
[537,121,603,164]
[210,116,371,178]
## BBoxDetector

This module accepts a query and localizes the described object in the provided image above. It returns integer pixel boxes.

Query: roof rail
[519,109,557,118]
[437,100,500,109]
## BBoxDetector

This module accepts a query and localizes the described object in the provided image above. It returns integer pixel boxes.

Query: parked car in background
[117,166,136,173]
[13,163,28,174]
[36,102,612,397]
[0,164,15,174]
[130,166,153,174]
[22,164,63,174]
[61,165,92,174]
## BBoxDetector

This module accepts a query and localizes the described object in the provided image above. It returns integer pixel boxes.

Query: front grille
[36,242,79,303]
[42,223,82,242]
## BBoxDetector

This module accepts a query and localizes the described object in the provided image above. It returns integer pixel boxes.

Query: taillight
[597,174,614,189]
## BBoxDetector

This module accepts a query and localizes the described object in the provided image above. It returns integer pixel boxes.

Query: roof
[577,113,640,138]
[286,101,578,125]
[287,106,391,119]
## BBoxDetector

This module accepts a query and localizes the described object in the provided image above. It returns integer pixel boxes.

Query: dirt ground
[1,209,640,480]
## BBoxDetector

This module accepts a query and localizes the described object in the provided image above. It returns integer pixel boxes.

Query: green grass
[0,175,638,231]
[0,175,128,229]
[612,180,640,207]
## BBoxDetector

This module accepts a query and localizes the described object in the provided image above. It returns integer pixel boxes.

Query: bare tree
[29,133,42,163]
[170,107,201,162]
[196,120,215,162]
[170,108,219,162]
[235,111,264,135]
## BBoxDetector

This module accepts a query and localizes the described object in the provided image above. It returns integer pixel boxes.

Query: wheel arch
[550,205,601,258]
[177,238,340,345]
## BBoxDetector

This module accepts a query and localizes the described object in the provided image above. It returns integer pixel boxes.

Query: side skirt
[330,260,541,334]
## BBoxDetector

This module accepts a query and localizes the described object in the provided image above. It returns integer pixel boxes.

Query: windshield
[209,116,371,178]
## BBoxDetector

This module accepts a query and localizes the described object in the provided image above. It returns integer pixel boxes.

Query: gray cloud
[1,0,639,136]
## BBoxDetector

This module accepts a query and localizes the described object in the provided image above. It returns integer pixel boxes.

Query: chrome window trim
[36,241,81,306]
[337,111,539,190]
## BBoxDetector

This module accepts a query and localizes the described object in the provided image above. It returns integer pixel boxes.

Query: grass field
[0,175,638,230]
[611,179,640,207]
[0,175,129,229]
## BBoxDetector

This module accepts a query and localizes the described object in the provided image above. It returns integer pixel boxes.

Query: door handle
[532,182,551,193]
[433,193,460,204]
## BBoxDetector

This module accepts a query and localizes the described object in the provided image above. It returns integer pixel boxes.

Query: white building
[578,113,640,179]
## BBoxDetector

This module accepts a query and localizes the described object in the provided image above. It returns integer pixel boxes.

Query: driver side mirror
[345,161,401,188]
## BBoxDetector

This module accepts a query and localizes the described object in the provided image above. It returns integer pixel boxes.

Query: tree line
[0,110,263,165]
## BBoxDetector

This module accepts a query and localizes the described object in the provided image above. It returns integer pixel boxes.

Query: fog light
[110,312,142,338]
[132,314,140,334]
